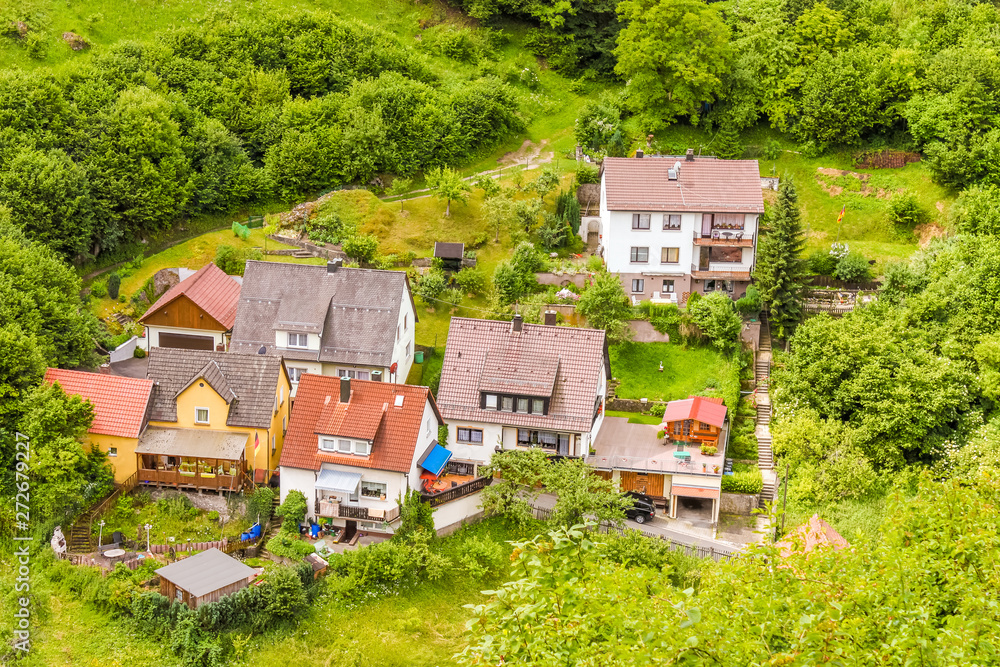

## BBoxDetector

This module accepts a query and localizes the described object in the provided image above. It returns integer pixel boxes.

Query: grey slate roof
[434,242,465,259]
[147,348,284,428]
[155,548,255,597]
[229,261,415,367]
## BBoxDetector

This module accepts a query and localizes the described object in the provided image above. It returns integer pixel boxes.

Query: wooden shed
[155,547,256,609]
[433,242,465,271]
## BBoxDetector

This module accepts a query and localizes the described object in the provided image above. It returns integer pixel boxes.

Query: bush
[244,487,275,525]
[834,252,873,282]
[721,468,763,495]
[735,285,761,315]
[808,249,839,276]
[455,536,505,578]
[265,532,315,559]
[453,267,486,295]
[107,272,121,300]
[133,346,146,358]
[396,489,435,540]
[90,281,108,298]
[342,234,380,264]
[887,191,928,230]
[275,490,308,527]
[576,163,600,184]
[414,269,448,303]
[649,403,666,418]
[214,245,263,276]
[156,492,194,519]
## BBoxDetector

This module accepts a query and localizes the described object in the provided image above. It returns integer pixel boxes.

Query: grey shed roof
[146,348,285,428]
[155,548,256,597]
[135,427,248,460]
[229,261,416,366]
[434,242,464,259]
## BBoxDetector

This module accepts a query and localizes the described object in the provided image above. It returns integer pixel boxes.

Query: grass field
[610,342,730,402]
[606,410,663,425]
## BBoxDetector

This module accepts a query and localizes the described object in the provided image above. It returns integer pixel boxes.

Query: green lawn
[606,410,662,425]
[94,493,251,545]
[610,342,730,402]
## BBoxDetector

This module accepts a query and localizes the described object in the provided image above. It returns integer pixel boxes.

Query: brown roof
[44,368,154,439]
[479,349,560,397]
[603,157,765,213]
[146,348,286,428]
[434,242,465,259]
[438,317,608,433]
[141,263,241,329]
[280,374,443,473]
[229,261,416,366]
[661,396,728,429]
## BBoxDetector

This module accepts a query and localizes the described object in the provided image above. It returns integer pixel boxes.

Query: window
[485,394,498,409]
[663,214,681,230]
[517,429,532,445]
[361,481,386,498]
[404,314,408,330]
[517,429,563,450]
[195,407,209,424]
[109,447,118,457]
[699,422,711,431]
[517,397,528,413]
[661,247,680,264]
[501,396,514,412]
[705,280,734,293]
[288,367,306,383]
[287,333,308,348]
[457,427,484,444]
[671,420,692,436]
[349,486,360,503]
[631,279,645,293]
[339,369,370,380]
[320,438,337,451]
[662,279,675,293]
[631,213,650,230]
[279,387,284,405]
[531,399,545,414]
[338,439,352,453]
[272,434,276,453]
[630,246,649,263]
[406,342,411,358]
[538,432,558,449]
[282,417,286,434]
[355,440,371,456]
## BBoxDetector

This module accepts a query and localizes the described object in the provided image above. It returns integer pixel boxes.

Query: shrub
[721,468,763,494]
[133,347,146,358]
[156,492,194,519]
[834,252,873,282]
[207,510,220,522]
[808,249,838,275]
[90,281,108,298]
[437,424,449,445]
[244,487,275,525]
[414,269,448,303]
[453,267,486,295]
[455,536,505,578]
[265,532,315,560]
[107,272,121,300]
[735,285,761,315]
[576,163,600,184]
[342,234,380,264]
[649,404,666,418]
[275,490,308,527]
[887,191,928,229]
[656,429,666,439]
[214,245,262,276]
[396,489,435,540]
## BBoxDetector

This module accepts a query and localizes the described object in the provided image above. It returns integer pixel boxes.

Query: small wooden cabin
[155,547,256,609]
[433,242,465,271]
[660,396,727,447]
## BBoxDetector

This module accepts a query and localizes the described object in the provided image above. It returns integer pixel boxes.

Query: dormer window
[288,333,308,348]
[318,436,371,456]
[355,441,370,456]
[531,399,544,414]
[320,437,337,451]
[485,394,498,409]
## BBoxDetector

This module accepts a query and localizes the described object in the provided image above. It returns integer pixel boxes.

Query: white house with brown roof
[280,374,482,537]
[140,263,242,351]
[600,152,765,305]
[437,316,609,469]
[229,260,416,396]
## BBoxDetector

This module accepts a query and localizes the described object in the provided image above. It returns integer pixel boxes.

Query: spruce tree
[753,177,805,339]
[713,122,743,160]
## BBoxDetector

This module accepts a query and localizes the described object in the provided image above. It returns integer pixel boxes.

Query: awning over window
[315,469,362,494]
[417,442,452,477]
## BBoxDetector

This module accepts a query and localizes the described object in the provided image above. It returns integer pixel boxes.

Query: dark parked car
[623,490,656,524]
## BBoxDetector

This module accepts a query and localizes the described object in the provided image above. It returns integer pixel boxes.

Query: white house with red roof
[600,152,765,305]
[140,263,241,351]
[279,374,488,538]
[44,368,154,484]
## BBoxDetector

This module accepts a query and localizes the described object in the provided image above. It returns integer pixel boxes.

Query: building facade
[600,152,765,305]
[140,263,241,351]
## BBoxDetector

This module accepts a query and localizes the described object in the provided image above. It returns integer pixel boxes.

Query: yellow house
[43,368,155,485]
[141,348,292,492]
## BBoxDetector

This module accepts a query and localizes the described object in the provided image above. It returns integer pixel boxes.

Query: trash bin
[415,351,424,363]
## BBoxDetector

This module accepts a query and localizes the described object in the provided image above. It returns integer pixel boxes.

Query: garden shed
[433,242,465,271]
[155,547,256,609]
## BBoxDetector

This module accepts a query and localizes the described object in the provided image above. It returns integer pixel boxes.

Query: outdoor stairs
[757,433,774,469]
[755,361,770,390]
[756,403,771,425]
[760,480,778,506]
[292,249,314,258]
[67,509,95,553]
[759,313,772,352]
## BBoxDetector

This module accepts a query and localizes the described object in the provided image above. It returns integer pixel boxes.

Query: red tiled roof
[44,368,154,439]
[315,390,386,441]
[660,396,728,429]
[603,157,765,213]
[141,263,241,330]
[280,375,443,473]
[776,514,850,558]
[438,318,607,433]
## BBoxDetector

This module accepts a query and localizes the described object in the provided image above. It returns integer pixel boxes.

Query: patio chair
[735,232,744,241]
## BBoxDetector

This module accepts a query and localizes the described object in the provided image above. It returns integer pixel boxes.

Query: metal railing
[420,476,491,507]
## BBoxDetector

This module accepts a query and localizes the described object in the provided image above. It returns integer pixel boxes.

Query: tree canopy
[753,177,805,339]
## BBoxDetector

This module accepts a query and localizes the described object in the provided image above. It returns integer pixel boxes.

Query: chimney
[371,370,382,382]
[511,314,523,333]
[685,148,695,162]
[544,310,557,326]
[339,376,351,403]
[635,148,644,158]
[99,363,111,375]
[327,258,342,274]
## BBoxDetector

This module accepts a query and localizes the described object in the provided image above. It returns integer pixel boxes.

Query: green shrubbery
[213,245,263,276]
[721,468,763,495]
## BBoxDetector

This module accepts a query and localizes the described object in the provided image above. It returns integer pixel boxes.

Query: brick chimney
[339,376,351,403]
[99,363,111,375]
[544,310,557,326]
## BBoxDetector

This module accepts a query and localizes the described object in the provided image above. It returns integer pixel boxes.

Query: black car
[623,490,656,524]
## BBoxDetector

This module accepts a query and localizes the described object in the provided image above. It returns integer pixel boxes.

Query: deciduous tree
[427,166,471,217]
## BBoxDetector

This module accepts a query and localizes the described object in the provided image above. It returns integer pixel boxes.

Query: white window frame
[663,279,675,293]
[355,440,371,456]
[195,407,209,424]
[271,434,276,454]
[338,439,352,454]
[339,368,371,381]
[361,480,386,499]
[485,394,498,409]
[631,279,644,293]
[109,447,118,457]
[630,246,649,263]
[287,333,308,348]
[288,367,306,383]
[279,387,284,405]
[320,437,337,452]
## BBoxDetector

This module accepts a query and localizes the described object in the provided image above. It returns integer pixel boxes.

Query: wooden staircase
[67,508,96,553]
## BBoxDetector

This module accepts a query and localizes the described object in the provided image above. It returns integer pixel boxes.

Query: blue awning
[315,469,362,494]
[418,442,452,477]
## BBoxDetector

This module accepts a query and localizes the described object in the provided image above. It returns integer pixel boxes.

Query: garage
[158,332,215,350]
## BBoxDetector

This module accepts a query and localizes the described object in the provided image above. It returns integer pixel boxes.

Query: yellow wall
[88,433,139,484]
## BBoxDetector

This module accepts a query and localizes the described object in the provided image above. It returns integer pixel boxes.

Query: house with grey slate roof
[229,260,417,396]
[436,315,610,472]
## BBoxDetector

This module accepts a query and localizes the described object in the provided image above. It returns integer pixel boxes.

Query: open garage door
[158,332,215,350]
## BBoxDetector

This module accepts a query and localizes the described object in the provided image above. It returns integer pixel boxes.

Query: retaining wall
[720,492,759,515]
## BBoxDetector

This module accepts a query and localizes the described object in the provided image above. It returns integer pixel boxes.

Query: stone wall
[606,398,668,413]
[720,492,759,516]
[536,271,590,288]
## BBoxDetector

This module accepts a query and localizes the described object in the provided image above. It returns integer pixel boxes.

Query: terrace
[587,417,727,477]
[135,427,248,493]
[692,229,755,247]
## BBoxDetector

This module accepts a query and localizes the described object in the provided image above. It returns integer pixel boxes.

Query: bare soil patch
[499,139,552,166]
[915,222,948,247]
[815,168,895,199]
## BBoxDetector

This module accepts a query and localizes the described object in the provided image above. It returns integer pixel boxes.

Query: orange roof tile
[280,375,443,473]
[603,156,765,213]
[661,396,728,428]
[44,368,154,439]
[776,515,850,558]
[141,263,241,329]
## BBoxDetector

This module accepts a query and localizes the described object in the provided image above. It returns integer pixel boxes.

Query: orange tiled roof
[661,396,728,428]
[141,263,241,330]
[603,156,765,213]
[776,514,850,558]
[44,368,154,439]
[280,375,443,473]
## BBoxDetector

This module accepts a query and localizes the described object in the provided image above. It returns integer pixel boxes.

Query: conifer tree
[753,177,805,339]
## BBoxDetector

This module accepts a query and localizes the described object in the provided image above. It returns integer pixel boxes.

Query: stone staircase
[760,479,778,504]
[67,508,95,553]
[756,312,777,506]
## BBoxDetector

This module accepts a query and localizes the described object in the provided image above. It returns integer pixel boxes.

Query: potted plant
[656,429,666,441]
[713,465,720,474]
[702,463,707,472]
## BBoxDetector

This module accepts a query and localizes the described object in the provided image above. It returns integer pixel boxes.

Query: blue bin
[310,524,320,539]
[240,532,250,542]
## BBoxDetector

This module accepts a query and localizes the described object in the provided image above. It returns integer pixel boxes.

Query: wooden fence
[806,276,881,291]
[529,506,739,561]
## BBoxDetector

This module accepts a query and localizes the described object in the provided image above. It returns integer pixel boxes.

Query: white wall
[285,361,324,397]
[279,466,318,519]
[276,331,321,351]
[604,210,697,275]
[390,288,416,384]
[433,491,484,535]
[408,398,444,482]
[446,421,503,466]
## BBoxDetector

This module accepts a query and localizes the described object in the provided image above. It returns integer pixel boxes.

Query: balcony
[693,229,754,247]
[691,263,752,281]
[420,475,491,507]
[315,499,401,523]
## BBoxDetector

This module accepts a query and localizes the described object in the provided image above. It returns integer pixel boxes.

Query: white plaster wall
[276,331,321,351]
[279,466,317,519]
[390,287,416,384]
[433,491,484,535]
[445,421,503,466]
[408,398,444,482]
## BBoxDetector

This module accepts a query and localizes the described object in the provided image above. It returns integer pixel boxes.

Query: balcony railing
[138,468,241,491]
[693,230,754,246]
[420,476,491,507]
[315,499,401,523]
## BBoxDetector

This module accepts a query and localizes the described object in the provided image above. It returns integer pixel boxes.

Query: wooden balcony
[420,476,491,507]
[693,230,754,247]
[138,468,241,491]
[315,499,401,523]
